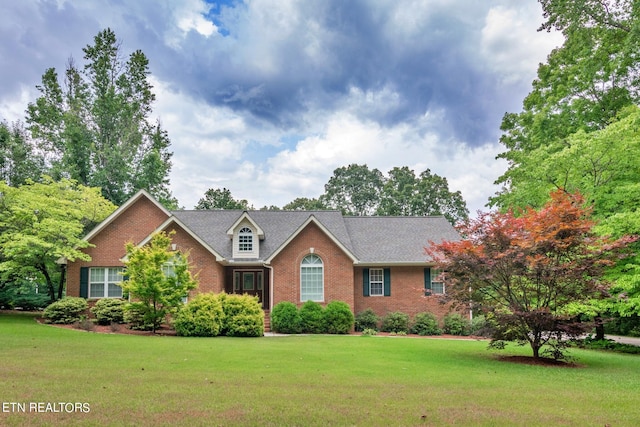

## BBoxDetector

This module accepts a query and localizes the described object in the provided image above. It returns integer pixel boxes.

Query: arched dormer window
[238,227,253,252]
[300,254,323,302]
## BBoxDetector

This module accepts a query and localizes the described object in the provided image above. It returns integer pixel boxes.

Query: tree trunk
[594,316,606,340]
[57,264,66,300]
[39,264,56,301]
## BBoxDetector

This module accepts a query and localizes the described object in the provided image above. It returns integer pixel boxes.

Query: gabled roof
[82,189,171,243]
[264,214,358,263]
[343,216,460,264]
[134,216,225,262]
[171,209,356,262]
[226,211,265,239]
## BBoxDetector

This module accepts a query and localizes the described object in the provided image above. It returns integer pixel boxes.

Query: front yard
[1,312,639,426]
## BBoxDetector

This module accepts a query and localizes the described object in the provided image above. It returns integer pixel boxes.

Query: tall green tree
[320,164,384,216]
[195,187,252,210]
[26,29,175,207]
[378,166,468,224]
[120,231,198,333]
[0,121,44,186]
[492,0,639,210]
[282,197,327,211]
[0,178,115,301]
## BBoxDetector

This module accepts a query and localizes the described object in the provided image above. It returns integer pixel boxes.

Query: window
[369,268,384,296]
[163,261,188,303]
[238,227,253,252]
[301,254,323,302]
[89,267,123,298]
[424,268,445,296]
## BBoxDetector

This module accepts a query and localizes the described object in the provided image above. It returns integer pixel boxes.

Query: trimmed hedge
[90,298,126,325]
[411,312,442,336]
[42,297,88,324]
[271,301,302,334]
[299,301,325,333]
[324,301,354,334]
[381,311,410,334]
[219,293,264,337]
[355,308,379,332]
[173,293,225,337]
[443,313,468,336]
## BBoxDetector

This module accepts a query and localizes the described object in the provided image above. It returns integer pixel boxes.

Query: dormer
[227,212,264,259]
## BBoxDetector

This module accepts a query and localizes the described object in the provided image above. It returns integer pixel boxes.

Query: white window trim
[89,267,123,299]
[300,254,324,302]
[431,269,445,295]
[369,268,384,296]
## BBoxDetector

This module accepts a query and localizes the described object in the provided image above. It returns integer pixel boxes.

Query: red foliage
[425,190,636,358]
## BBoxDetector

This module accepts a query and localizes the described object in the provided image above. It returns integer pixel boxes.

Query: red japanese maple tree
[427,190,635,359]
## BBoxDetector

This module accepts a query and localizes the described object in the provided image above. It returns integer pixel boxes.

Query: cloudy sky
[0,0,563,213]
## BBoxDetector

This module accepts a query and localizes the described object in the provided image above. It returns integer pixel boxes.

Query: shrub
[443,313,469,336]
[123,302,155,331]
[355,308,379,332]
[361,328,377,336]
[220,293,264,337]
[42,297,88,324]
[411,312,442,336]
[173,293,225,337]
[0,281,50,310]
[299,300,325,333]
[90,298,126,325]
[381,311,410,334]
[271,301,302,334]
[469,315,492,337]
[323,301,354,334]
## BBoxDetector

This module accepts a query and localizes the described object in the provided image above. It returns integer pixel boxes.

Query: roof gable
[264,215,358,263]
[82,189,171,243]
[226,212,265,239]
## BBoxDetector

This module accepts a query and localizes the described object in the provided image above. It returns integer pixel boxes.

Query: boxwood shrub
[323,301,354,334]
[299,300,325,333]
[123,302,155,331]
[381,311,410,333]
[219,293,264,337]
[271,301,302,334]
[355,308,379,332]
[42,297,88,324]
[90,298,126,325]
[173,293,225,337]
[443,313,469,336]
[411,312,442,336]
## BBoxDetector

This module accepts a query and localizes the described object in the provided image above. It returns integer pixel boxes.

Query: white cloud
[481,4,564,85]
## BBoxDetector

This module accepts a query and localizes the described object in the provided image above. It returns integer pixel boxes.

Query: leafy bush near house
[90,298,126,325]
[381,311,410,334]
[42,297,88,324]
[219,293,264,337]
[355,308,379,332]
[323,301,354,334]
[0,281,50,310]
[299,300,325,333]
[411,312,442,336]
[173,293,225,337]
[271,301,302,334]
[123,302,155,331]
[443,313,469,336]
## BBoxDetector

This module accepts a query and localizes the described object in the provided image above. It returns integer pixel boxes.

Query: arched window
[301,254,323,302]
[238,227,253,252]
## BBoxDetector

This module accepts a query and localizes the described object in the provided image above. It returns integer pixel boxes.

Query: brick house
[65,190,461,321]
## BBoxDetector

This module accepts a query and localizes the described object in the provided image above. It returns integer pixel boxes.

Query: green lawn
[1,312,639,426]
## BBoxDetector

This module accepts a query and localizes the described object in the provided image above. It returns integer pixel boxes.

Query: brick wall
[164,224,225,295]
[354,266,462,323]
[270,222,355,311]
[66,197,170,297]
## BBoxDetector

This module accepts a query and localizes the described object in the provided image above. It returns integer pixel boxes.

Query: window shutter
[424,268,432,296]
[383,268,391,296]
[80,267,89,298]
[363,268,370,297]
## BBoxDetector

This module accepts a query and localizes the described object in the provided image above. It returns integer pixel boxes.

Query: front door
[233,270,265,308]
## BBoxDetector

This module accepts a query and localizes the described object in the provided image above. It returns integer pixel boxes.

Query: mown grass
[1,312,639,426]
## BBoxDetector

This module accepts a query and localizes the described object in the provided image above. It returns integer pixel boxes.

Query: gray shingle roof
[170,210,459,264]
